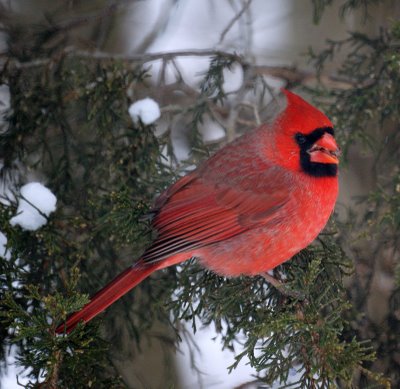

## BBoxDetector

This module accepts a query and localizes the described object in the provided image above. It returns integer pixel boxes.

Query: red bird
[56,90,340,334]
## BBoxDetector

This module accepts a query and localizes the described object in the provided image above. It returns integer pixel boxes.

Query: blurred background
[1,1,399,388]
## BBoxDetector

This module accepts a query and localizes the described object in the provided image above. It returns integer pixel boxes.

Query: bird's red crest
[279,89,333,135]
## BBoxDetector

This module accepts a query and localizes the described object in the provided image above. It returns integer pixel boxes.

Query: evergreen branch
[262,272,306,300]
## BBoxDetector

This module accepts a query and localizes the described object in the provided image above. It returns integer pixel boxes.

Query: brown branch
[8,48,243,69]
[40,349,63,389]
[254,64,356,89]
[233,379,263,389]
[6,47,357,90]
[71,47,244,63]
[262,273,305,300]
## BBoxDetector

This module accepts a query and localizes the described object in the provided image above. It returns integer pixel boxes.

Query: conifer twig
[218,0,253,45]
[262,272,305,300]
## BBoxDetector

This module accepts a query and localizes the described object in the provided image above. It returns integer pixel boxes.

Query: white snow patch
[222,64,244,94]
[1,346,30,389]
[176,319,256,388]
[199,116,226,143]
[10,182,57,231]
[128,98,161,125]
[170,131,191,162]
[0,231,11,260]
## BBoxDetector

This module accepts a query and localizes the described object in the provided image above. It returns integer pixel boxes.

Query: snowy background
[0,0,360,388]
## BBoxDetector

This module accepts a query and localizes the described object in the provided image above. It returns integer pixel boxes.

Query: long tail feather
[56,262,158,334]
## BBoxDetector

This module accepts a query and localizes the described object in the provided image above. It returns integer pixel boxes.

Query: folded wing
[142,166,292,263]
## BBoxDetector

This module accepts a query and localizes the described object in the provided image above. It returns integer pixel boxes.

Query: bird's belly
[197,200,333,276]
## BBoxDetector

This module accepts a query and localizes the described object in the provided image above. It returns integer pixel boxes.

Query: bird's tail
[55,261,159,334]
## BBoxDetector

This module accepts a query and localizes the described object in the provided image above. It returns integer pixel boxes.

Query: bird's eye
[295,133,306,145]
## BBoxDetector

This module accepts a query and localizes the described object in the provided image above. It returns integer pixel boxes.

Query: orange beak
[308,133,340,165]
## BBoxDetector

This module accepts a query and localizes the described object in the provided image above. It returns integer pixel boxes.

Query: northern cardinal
[56,90,340,334]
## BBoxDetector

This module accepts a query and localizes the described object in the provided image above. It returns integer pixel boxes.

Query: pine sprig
[165,239,374,388]
[1,267,122,388]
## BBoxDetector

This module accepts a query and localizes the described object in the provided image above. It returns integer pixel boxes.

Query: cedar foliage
[0,1,398,388]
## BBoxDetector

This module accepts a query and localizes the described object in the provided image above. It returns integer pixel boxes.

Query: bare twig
[254,64,356,89]
[5,47,357,91]
[238,102,261,126]
[8,48,243,69]
[135,0,180,53]
[233,379,263,389]
[218,0,253,45]
[224,63,253,141]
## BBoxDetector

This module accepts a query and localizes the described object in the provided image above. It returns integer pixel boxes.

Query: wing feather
[142,165,292,264]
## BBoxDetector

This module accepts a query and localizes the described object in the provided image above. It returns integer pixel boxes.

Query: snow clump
[128,97,161,125]
[10,182,57,231]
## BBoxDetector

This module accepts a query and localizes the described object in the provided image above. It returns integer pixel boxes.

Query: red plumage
[56,90,339,334]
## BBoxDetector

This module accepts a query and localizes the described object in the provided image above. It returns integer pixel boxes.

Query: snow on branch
[10,183,57,231]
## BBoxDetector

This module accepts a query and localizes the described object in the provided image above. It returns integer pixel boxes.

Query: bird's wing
[141,166,292,263]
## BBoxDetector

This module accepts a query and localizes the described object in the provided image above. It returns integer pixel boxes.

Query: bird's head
[272,89,340,177]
